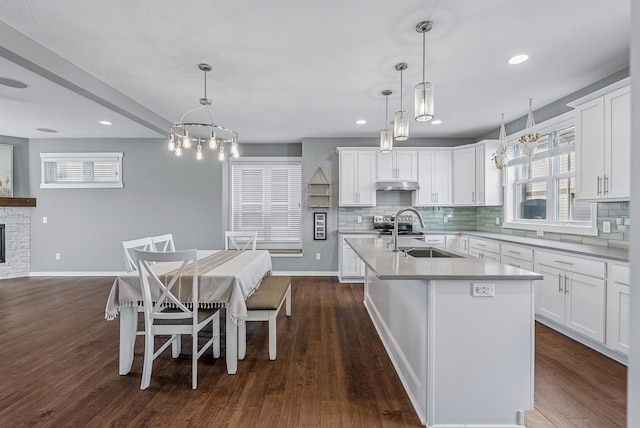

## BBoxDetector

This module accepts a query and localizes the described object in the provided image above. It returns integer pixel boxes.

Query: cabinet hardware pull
[477,243,486,247]
[604,175,609,195]
[555,260,574,266]
[597,176,602,195]
[564,275,569,294]
[472,191,475,203]
[508,250,521,255]
[558,274,563,293]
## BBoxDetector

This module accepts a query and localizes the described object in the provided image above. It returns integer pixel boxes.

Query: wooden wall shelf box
[0,198,37,207]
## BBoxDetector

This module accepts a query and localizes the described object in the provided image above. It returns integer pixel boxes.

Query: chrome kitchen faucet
[392,207,425,252]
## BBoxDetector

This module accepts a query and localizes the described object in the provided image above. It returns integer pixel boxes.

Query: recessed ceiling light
[431,119,442,125]
[99,120,113,126]
[36,128,58,133]
[508,54,529,65]
[0,77,29,89]
[356,119,367,125]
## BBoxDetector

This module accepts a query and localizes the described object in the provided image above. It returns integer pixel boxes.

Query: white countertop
[346,237,543,281]
[339,230,629,262]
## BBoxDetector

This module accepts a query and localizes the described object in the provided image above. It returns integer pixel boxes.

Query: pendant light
[394,63,409,141]
[519,98,540,179]
[415,21,434,122]
[380,90,393,153]
[491,113,509,170]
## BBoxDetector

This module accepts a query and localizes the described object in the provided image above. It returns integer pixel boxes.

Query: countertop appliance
[373,215,424,236]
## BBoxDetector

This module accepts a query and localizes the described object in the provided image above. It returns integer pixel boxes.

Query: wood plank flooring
[0,276,627,427]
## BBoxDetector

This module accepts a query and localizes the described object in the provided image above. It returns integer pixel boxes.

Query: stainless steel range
[373,215,424,236]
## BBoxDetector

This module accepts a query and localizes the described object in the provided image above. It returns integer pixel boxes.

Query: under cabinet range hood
[375,181,420,191]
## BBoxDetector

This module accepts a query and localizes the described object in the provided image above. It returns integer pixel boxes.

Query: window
[40,153,123,188]
[230,158,302,251]
[504,113,597,235]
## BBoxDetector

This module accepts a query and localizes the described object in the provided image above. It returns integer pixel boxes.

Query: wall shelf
[308,167,331,208]
[0,198,36,207]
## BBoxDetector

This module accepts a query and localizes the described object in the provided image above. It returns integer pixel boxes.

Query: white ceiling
[0,0,631,143]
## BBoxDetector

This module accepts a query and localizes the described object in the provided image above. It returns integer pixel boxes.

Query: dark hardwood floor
[0,276,627,427]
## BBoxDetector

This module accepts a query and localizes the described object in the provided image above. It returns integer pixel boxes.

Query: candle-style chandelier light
[168,63,239,161]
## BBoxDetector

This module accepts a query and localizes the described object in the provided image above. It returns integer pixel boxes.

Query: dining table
[105,249,272,375]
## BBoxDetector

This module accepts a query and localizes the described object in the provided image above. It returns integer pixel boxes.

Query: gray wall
[28,138,225,272]
[0,135,30,197]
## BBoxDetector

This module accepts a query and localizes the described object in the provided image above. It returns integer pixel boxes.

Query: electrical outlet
[495,217,500,225]
[536,230,544,237]
[315,252,321,260]
[603,221,611,233]
[443,216,448,223]
[55,253,60,260]
[472,282,494,297]
[43,217,47,224]
[357,216,362,223]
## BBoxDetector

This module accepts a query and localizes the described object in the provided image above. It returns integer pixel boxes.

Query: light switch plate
[603,221,611,233]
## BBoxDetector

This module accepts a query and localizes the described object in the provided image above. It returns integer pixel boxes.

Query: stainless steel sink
[401,248,462,258]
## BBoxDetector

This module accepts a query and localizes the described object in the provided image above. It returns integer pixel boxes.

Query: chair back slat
[225,231,258,250]
[134,249,199,323]
[151,234,176,252]
[122,237,154,272]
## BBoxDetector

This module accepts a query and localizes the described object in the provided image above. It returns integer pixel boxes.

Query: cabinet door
[356,151,376,206]
[459,236,469,254]
[535,265,565,324]
[341,243,363,278]
[445,235,459,251]
[605,86,631,199]
[607,281,630,355]
[433,151,452,205]
[453,147,476,205]
[575,97,605,200]
[395,151,418,181]
[475,145,486,205]
[339,151,358,206]
[415,151,435,205]
[377,151,395,181]
[564,272,605,342]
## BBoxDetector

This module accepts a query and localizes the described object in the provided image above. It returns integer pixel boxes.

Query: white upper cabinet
[453,146,476,205]
[571,80,630,201]
[475,140,503,206]
[377,150,418,182]
[338,149,376,206]
[413,150,452,206]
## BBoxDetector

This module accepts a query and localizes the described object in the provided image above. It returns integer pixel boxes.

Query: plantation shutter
[231,160,302,251]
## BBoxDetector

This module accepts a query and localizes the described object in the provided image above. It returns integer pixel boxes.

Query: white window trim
[40,152,124,189]
[503,111,598,236]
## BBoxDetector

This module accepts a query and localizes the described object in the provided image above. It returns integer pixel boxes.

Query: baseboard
[272,271,338,277]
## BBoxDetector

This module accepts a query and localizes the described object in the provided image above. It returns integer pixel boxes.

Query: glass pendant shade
[196,144,203,160]
[415,82,434,122]
[394,110,409,141]
[208,131,217,150]
[218,143,225,161]
[182,130,192,149]
[168,135,176,152]
[380,129,393,153]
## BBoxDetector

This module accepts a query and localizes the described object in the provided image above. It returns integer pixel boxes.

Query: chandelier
[415,20,434,122]
[168,63,239,161]
[380,90,393,153]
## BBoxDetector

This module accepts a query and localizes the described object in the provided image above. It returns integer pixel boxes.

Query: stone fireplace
[0,200,35,279]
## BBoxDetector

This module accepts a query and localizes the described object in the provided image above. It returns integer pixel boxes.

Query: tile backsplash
[339,201,629,248]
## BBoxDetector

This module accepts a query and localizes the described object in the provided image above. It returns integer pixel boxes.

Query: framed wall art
[0,144,13,197]
[313,212,327,240]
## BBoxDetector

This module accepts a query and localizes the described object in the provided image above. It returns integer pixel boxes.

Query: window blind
[230,160,302,250]
[40,153,123,188]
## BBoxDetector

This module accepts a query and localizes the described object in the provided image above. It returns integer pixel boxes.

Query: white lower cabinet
[444,235,459,251]
[468,237,500,262]
[535,250,606,342]
[606,263,630,355]
[423,235,445,247]
[339,234,377,283]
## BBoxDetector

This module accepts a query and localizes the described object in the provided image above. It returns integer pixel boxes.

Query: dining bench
[238,275,292,360]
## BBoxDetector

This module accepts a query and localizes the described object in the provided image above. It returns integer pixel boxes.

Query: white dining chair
[134,249,221,390]
[224,231,258,250]
[121,237,154,272]
[151,233,175,252]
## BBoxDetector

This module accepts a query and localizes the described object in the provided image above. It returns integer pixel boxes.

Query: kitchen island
[346,236,543,428]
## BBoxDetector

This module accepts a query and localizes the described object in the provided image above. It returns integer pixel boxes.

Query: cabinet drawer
[501,255,534,272]
[469,238,500,254]
[611,263,630,285]
[423,235,445,247]
[500,243,534,262]
[535,250,605,278]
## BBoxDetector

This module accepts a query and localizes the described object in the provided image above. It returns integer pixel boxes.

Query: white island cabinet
[347,237,540,427]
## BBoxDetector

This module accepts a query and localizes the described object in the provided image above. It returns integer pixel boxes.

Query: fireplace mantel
[0,198,36,207]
